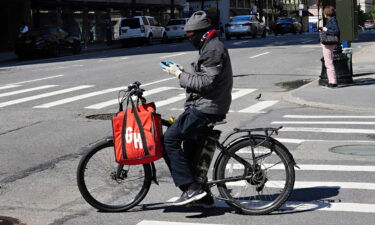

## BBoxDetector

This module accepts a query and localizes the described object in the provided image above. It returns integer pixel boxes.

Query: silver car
[364,20,375,30]
[225,15,267,40]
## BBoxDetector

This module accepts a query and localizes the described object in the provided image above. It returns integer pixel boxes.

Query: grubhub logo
[125,127,143,149]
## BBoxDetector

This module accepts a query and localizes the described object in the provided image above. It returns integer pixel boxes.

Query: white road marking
[231,88,257,100]
[238,100,278,113]
[155,94,186,108]
[301,45,320,48]
[274,138,375,144]
[5,75,64,85]
[233,40,250,45]
[34,78,176,108]
[280,127,375,134]
[249,52,270,59]
[85,87,179,109]
[137,220,225,225]
[165,197,375,213]
[301,40,314,44]
[226,180,375,190]
[0,85,93,108]
[160,52,188,59]
[0,84,21,90]
[272,121,375,125]
[284,115,375,119]
[0,85,58,98]
[229,163,375,172]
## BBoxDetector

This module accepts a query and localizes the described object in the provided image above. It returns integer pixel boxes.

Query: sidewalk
[284,43,375,113]
[0,41,122,63]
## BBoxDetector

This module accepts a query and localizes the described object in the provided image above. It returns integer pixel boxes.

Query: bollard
[319,44,353,85]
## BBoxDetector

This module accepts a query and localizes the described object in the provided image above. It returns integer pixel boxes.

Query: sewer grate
[86,113,116,120]
[329,145,375,156]
[276,79,312,90]
[0,216,26,225]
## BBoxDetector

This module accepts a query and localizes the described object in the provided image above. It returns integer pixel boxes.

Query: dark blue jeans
[163,107,213,187]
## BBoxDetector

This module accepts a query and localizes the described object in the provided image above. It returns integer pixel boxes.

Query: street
[1,31,375,225]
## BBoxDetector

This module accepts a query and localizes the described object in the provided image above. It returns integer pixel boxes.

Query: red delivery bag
[112,101,163,165]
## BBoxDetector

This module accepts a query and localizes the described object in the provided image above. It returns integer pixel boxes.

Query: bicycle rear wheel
[215,135,295,215]
[77,138,152,212]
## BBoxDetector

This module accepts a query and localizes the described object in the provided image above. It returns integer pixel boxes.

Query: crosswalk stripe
[231,88,257,100]
[155,93,185,108]
[281,127,375,134]
[0,85,58,98]
[272,121,375,125]
[238,100,278,113]
[33,78,175,108]
[225,180,375,190]
[137,221,224,225]
[85,87,179,109]
[283,115,375,119]
[33,86,129,108]
[7,75,64,85]
[229,163,375,172]
[274,138,375,144]
[0,85,93,108]
[165,197,375,213]
[0,84,21,90]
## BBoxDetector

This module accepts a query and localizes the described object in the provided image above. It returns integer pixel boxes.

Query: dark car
[15,26,82,59]
[273,18,302,35]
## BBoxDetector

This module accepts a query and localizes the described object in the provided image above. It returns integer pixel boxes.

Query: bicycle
[77,81,297,215]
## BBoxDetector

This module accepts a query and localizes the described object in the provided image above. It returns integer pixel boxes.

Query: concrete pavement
[284,42,375,113]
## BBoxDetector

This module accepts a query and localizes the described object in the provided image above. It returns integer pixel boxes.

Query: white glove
[322,27,328,32]
[161,63,184,78]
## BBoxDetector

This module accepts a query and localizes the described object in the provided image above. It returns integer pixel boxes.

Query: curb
[282,79,375,113]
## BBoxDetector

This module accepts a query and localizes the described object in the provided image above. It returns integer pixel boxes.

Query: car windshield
[121,18,140,28]
[230,16,252,22]
[167,20,186,25]
[277,18,293,23]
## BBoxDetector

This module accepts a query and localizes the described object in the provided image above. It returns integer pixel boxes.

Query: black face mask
[189,31,206,49]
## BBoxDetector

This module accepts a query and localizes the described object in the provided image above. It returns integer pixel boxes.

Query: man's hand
[161,63,184,78]
[322,27,328,32]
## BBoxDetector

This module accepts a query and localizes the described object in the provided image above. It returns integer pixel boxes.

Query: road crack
[0,121,42,136]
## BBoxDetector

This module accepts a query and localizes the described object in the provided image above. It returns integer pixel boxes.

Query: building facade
[1,0,186,50]
[359,0,375,13]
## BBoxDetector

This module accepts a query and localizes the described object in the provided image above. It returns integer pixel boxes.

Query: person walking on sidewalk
[320,6,340,88]
[161,11,233,207]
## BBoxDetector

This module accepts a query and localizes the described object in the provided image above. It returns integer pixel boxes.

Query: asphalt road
[1,31,375,225]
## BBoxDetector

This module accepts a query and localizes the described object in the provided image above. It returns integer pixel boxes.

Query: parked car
[225,15,267,40]
[273,18,302,35]
[14,26,81,60]
[165,18,189,41]
[364,20,375,30]
[119,16,167,46]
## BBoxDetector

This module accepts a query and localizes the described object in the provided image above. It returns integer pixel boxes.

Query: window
[230,0,236,8]
[167,20,186,25]
[121,18,140,28]
[142,17,149,25]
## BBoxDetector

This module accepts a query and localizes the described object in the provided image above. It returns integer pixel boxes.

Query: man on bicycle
[161,11,233,206]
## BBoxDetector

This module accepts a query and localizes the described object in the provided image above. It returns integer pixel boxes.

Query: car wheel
[252,29,257,38]
[146,34,153,45]
[161,33,168,44]
[261,30,266,38]
[225,34,231,40]
[236,36,241,40]
[72,41,81,55]
[49,43,60,57]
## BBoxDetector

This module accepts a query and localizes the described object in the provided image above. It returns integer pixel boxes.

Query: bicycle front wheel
[77,138,152,212]
[215,135,295,215]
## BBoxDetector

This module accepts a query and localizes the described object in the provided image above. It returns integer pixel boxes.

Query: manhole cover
[0,216,25,225]
[330,145,375,156]
[86,113,115,120]
[276,79,312,90]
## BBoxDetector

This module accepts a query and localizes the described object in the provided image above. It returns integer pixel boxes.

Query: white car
[119,16,167,46]
[165,18,189,41]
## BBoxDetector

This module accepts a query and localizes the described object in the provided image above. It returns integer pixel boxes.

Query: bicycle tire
[215,135,295,215]
[77,139,152,212]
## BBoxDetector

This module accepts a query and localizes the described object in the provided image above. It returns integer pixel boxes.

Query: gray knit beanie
[184,11,211,32]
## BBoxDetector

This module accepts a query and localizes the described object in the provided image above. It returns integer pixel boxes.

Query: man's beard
[189,31,206,49]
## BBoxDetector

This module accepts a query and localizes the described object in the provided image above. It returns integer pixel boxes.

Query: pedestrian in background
[320,6,340,88]
[19,22,29,37]
[104,16,113,46]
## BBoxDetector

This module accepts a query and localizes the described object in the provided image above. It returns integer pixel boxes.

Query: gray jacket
[179,35,233,115]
